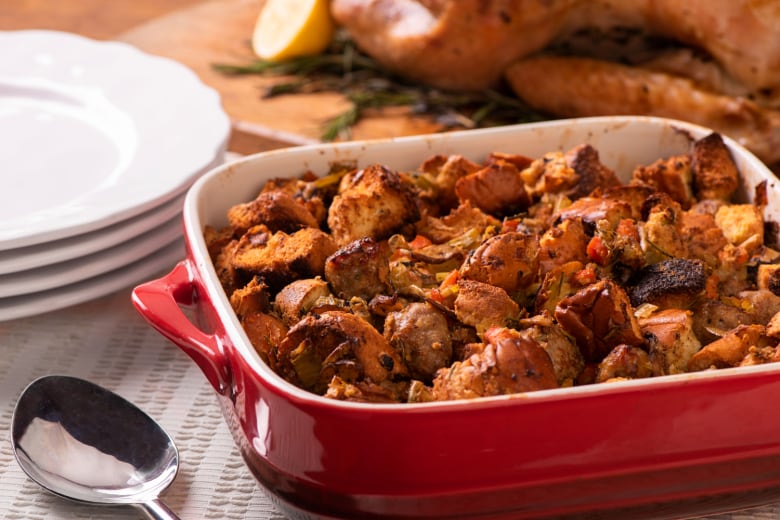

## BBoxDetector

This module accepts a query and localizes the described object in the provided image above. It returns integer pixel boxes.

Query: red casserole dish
[132,116,780,519]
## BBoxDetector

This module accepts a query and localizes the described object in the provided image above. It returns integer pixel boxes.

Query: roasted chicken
[206,131,780,403]
[331,0,780,165]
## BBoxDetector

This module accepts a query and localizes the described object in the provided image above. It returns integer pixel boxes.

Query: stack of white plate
[0,30,231,321]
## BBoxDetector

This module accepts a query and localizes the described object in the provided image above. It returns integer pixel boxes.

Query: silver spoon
[11,374,181,520]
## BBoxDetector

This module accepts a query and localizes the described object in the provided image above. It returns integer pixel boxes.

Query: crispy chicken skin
[327,164,420,246]
[504,57,780,164]
[331,0,577,92]
[333,0,780,164]
[431,326,558,400]
[331,0,780,94]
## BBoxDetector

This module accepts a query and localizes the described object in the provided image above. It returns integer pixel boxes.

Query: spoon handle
[136,498,182,520]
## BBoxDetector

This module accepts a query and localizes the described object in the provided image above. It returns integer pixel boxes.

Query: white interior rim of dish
[0,239,184,322]
[184,115,780,410]
[0,191,185,274]
[0,30,229,250]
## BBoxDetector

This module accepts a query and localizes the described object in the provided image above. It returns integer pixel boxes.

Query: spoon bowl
[11,375,181,520]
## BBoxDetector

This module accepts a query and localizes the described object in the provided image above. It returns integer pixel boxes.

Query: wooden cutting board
[118,0,441,154]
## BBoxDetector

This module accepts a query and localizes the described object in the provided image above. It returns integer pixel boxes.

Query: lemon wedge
[252,0,335,62]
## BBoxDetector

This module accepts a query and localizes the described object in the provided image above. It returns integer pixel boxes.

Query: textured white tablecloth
[0,275,286,520]
[2,274,780,520]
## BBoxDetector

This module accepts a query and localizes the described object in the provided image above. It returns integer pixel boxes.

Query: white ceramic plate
[0,30,229,250]
[0,238,184,322]
[0,212,182,298]
[0,191,185,274]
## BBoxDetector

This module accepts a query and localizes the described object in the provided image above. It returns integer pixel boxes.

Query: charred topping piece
[564,143,621,200]
[629,258,707,308]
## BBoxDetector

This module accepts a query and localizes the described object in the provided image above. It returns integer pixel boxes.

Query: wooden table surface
[1,0,439,154]
[0,0,204,40]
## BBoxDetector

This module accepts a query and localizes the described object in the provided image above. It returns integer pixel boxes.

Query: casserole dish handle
[132,260,231,395]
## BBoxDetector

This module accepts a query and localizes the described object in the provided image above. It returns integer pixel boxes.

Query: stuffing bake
[205,132,780,403]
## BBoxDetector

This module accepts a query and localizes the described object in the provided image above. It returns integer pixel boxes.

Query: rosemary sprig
[213,32,547,141]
